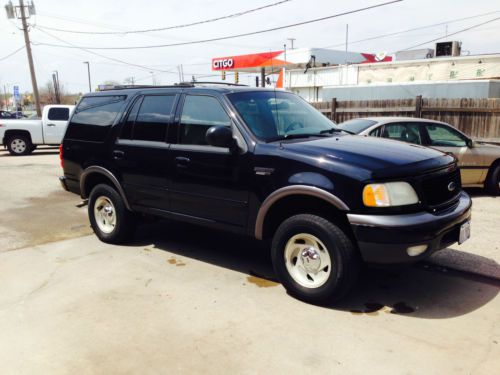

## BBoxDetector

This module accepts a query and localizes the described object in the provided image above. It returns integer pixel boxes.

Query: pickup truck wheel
[7,134,32,156]
[486,164,500,196]
[88,184,136,244]
[271,214,360,305]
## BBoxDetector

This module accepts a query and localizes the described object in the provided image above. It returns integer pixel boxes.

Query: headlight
[363,182,419,207]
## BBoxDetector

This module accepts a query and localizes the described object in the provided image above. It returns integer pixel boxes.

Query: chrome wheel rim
[11,138,27,154]
[94,196,116,234]
[284,233,332,288]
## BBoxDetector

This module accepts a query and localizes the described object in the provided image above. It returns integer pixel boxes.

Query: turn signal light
[363,184,389,207]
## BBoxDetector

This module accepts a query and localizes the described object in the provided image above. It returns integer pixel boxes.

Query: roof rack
[97,81,248,91]
[97,83,194,91]
[182,81,249,87]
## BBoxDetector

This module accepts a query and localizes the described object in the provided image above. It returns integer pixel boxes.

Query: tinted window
[380,123,422,144]
[120,97,142,140]
[65,96,126,141]
[426,124,466,147]
[48,107,70,121]
[179,95,230,145]
[72,96,125,126]
[340,119,377,134]
[134,95,175,142]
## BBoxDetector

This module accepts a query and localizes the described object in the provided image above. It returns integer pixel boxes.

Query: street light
[83,61,91,92]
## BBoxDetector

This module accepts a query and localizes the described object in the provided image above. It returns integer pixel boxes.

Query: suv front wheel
[271,214,360,305]
[88,184,136,244]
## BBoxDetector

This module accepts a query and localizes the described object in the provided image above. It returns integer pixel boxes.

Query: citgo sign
[212,58,234,70]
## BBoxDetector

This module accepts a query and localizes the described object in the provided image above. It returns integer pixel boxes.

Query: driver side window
[425,124,466,147]
[179,95,231,146]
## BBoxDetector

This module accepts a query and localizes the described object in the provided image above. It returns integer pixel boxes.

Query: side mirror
[467,138,474,148]
[206,125,237,150]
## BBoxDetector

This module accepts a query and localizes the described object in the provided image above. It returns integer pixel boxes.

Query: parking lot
[1,147,499,374]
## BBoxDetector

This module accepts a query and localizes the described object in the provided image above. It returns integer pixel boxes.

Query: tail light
[59,144,64,168]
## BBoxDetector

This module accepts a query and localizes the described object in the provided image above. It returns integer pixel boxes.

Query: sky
[0,0,499,94]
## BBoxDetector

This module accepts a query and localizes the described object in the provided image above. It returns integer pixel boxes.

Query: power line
[400,16,500,51]
[33,28,179,74]
[33,0,403,50]
[0,45,25,61]
[35,0,292,35]
[319,10,500,49]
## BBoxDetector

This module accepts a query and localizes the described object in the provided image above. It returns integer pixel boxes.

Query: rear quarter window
[65,96,126,141]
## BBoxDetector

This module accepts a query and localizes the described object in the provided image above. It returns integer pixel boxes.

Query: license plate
[459,221,471,244]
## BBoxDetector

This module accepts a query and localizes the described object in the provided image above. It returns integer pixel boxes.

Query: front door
[422,123,485,185]
[169,94,249,228]
[113,94,178,211]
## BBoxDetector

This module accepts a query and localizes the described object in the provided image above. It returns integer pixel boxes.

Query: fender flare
[254,185,350,240]
[80,166,132,211]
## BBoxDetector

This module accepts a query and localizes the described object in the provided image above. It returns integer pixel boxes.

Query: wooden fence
[311,96,500,142]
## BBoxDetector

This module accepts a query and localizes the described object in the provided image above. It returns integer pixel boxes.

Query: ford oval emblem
[447,182,456,191]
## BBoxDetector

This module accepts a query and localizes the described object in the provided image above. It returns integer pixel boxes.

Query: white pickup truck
[0,104,75,155]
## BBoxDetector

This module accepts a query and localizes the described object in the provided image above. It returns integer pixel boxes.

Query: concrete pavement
[0,231,499,374]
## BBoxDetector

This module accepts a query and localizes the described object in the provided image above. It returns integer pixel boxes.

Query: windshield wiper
[266,133,331,142]
[319,127,355,135]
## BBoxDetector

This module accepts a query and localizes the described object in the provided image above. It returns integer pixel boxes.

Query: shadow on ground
[131,219,499,319]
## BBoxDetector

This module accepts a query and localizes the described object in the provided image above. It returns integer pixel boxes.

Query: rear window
[339,119,377,134]
[48,107,70,121]
[65,96,126,141]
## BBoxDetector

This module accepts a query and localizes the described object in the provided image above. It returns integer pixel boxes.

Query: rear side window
[134,95,175,142]
[65,96,126,141]
[48,107,70,121]
[120,95,175,142]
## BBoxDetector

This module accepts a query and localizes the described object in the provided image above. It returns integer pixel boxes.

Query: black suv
[60,84,472,304]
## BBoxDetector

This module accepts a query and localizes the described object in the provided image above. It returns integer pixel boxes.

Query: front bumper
[348,191,472,264]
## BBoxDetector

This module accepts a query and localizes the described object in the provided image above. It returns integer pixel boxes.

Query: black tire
[271,214,360,305]
[6,134,33,156]
[486,164,500,196]
[88,183,136,244]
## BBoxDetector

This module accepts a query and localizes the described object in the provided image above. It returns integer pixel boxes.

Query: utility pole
[345,24,349,65]
[6,0,41,116]
[83,62,91,92]
[3,85,8,110]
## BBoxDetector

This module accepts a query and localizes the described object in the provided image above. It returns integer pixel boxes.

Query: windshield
[227,91,340,141]
[338,119,377,134]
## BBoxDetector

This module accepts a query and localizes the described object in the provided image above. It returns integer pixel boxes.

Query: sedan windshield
[338,119,378,134]
[227,91,343,141]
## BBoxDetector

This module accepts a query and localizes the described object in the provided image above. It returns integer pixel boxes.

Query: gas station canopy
[211,47,392,73]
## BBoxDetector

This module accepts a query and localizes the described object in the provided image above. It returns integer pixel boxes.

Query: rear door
[373,122,424,145]
[113,94,178,211]
[44,107,71,144]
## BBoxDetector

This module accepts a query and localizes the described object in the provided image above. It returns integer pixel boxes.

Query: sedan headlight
[363,182,419,207]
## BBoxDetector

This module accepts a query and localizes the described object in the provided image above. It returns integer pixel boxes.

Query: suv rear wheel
[7,134,33,156]
[88,183,136,243]
[271,214,359,305]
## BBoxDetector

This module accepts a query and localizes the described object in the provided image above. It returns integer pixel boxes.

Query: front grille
[421,167,461,208]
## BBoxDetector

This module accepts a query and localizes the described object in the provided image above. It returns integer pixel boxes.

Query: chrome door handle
[47,123,56,127]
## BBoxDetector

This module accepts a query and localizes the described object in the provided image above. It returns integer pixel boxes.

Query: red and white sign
[212,51,287,71]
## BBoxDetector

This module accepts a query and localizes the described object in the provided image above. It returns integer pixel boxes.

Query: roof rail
[183,81,249,87]
[97,83,194,91]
